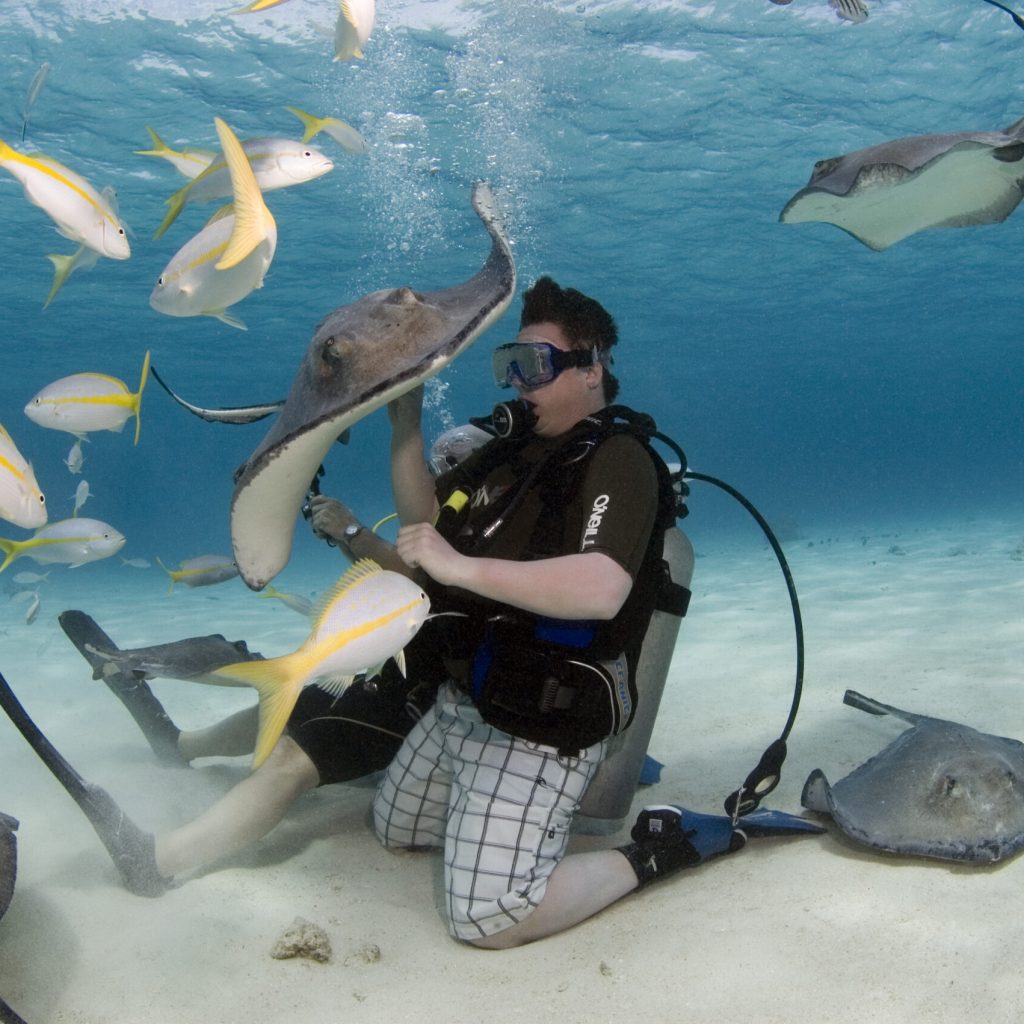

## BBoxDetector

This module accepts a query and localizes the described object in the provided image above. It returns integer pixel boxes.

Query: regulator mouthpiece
[491,398,537,439]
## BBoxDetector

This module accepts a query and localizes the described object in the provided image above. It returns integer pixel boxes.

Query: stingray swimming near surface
[780,117,1024,250]
[230,180,516,591]
[803,690,1024,864]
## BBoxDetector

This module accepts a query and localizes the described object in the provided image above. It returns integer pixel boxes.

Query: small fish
[335,0,375,61]
[258,583,314,618]
[21,62,50,145]
[0,423,47,530]
[205,560,429,767]
[153,134,331,239]
[13,587,41,624]
[134,126,217,180]
[24,351,150,444]
[71,480,92,517]
[64,438,85,475]
[0,138,129,259]
[0,517,125,573]
[829,0,868,22]
[12,571,49,585]
[120,557,151,569]
[284,106,368,156]
[157,553,239,592]
[150,119,278,330]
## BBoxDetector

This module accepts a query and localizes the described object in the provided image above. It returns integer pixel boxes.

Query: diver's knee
[465,927,531,950]
[258,735,320,790]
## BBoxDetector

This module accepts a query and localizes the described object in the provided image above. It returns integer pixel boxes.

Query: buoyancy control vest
[427,405,690,754]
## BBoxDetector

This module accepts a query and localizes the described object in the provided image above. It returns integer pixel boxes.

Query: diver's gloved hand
[619,804,824,889]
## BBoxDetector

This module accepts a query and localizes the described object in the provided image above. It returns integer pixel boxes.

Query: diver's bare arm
[396,522,631,620]
[388,388,438,525]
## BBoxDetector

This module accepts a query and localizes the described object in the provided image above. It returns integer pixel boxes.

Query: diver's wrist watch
[343,523,363,544]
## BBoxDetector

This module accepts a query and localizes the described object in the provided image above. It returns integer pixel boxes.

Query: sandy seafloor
[0,516,1022,1024]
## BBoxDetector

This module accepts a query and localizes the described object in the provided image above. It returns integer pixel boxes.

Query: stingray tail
[132,349,151,446]
[843,689,893,717]
[208,653,305,769]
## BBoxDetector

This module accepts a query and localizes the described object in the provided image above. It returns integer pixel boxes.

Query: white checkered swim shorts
[373,682,606,940]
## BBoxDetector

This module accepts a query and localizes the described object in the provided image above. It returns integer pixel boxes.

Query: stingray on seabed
[779,117,1024,250]
[802,690,1024,864]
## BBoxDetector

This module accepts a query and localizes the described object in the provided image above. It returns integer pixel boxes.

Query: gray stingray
[83,634,262,683]
[0,812,16,924]
[780,117,1024,250]
[230,180,516,590]
[802,690,1024,863]
[0,811,26,1024]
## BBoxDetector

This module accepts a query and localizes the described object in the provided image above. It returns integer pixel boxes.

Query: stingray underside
[230,181,516,589]
[780,134,1024,250]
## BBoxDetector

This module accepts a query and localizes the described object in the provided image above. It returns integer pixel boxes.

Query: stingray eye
[811,156,841,179]
[943,776,960,797]
[304,150,313,157]
[157,276,164,286]
[38,494,45,505]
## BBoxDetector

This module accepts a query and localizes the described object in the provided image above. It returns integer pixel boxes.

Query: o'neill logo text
[581,493,610,549]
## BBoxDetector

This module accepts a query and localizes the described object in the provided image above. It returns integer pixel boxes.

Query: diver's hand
[396,522,467,585]
[387,385,425,433]
[308,495,358,544]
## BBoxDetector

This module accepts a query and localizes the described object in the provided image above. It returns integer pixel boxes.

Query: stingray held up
[780,117,1024,250]
[802,690,1024,864]
[230,180,516,591]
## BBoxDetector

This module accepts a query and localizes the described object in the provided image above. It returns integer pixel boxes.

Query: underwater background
[0,0,1021,580]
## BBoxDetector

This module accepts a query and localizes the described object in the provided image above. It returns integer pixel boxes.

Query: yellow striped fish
[0,517,125,573]
[0,423,46,530]
[24,351,150,445]
[0,137,129,259]
[134,125,217,180]
[149,118,278,330]
[205,560,429,768]
[157,553,239,592]
[335,0,376,61]
[284,106,368,156]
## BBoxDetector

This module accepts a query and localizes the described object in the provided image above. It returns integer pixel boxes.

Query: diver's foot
[58,611,187,767]
[78,783,171,897]
[618,805,744,889]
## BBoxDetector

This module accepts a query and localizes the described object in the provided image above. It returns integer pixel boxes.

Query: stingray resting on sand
[802,690,1024,864]
[230,179,516,590]
[780,117,1024,250]
[0,812,26,1024]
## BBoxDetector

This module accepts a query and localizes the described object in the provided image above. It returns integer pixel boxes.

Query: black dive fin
[58,610,186,767]
[0,669,169,897]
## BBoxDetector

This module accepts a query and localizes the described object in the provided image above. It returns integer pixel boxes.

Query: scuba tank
[578,526,693,828]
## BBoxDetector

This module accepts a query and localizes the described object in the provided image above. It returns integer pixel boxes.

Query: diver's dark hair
[520,276,620,402]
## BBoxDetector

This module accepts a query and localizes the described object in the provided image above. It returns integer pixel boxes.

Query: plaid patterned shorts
[372,682,605,940]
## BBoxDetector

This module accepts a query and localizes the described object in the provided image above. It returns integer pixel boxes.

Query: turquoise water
[0,0,1021,571]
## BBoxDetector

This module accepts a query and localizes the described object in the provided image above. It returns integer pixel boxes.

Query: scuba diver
[0,277,818,919]
[370,276,818,949]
